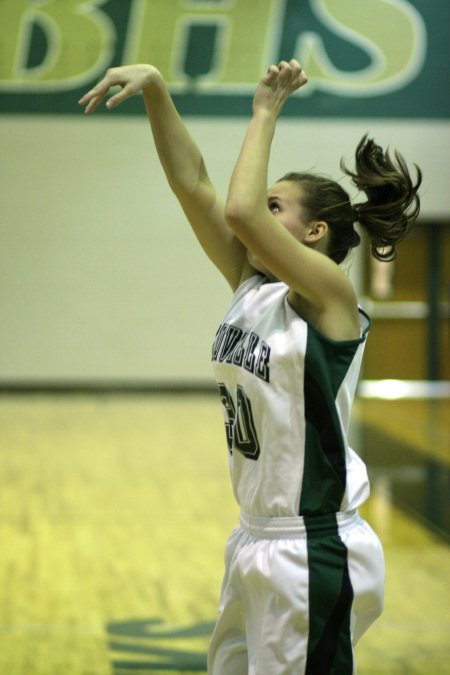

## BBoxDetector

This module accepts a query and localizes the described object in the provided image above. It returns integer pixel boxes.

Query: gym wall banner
[1,0,448,118]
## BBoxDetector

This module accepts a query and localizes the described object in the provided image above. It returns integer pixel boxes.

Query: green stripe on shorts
[305,514,354,674]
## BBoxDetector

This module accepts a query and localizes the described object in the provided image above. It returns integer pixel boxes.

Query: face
[247,180,312,274]
[267,181,310,239]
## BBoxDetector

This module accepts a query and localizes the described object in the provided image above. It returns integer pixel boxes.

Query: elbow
[224,206,244,232]
[224,200,256,233]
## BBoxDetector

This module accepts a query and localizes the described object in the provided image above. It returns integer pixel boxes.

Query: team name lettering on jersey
[212,322,271,382]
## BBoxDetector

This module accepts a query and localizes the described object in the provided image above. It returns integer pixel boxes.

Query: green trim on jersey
[299,327,362,516]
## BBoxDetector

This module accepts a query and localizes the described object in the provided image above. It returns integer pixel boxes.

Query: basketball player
[79,60,421,674]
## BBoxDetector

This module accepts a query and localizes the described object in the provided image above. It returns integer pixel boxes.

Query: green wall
[1,0,448,118]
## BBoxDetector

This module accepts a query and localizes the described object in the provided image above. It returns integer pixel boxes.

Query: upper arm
[226,207,359,328]
[173,173,248,292]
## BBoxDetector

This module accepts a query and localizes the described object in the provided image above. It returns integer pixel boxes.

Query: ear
[304,220,328,243]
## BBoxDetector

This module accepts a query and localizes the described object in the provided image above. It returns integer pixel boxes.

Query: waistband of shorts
[239,509,359,539]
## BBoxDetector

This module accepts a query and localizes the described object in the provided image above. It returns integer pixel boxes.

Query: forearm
[80,64,207,196]
[143,75,207,196]
[226,60,307,227]
[226,110,277,223]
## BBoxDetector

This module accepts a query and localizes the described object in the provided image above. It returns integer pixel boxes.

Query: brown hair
[279,135,422,264]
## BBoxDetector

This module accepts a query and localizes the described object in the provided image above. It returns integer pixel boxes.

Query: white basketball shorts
[208,510,384,675]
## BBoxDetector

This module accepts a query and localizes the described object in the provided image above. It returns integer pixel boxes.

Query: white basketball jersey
[211,274,371,517]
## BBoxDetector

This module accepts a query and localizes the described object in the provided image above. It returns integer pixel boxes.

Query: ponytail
[341,135,422,261]
[278,135,421,264]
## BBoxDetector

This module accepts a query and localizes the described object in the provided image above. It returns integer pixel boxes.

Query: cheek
[280,217,305,241]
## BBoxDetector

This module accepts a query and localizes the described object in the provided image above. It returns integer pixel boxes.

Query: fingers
[264,59,308,92]
[78,68,133,114]
[105,82,135,109]
[79,92,104,115]
[262,64,280,86]
[279,59,307,83]
[78,76,112,115]
[288,59,308,87]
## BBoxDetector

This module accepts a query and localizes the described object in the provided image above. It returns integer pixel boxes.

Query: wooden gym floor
[0,393,448,674]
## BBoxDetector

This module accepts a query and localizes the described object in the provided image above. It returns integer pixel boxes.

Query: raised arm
[79,65,247,290]
[225,60,360,340]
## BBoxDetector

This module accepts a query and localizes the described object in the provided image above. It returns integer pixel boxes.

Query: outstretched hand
[253,59,308,116]
[78,64,159,114]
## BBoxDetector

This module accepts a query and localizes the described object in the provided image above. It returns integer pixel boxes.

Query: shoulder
[288,276,361,341]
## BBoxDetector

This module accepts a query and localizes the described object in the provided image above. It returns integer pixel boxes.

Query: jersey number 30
[218,383,260,461]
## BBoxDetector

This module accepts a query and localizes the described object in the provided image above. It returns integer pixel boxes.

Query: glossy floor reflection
[351,398,449,543]
[0,393,448,674]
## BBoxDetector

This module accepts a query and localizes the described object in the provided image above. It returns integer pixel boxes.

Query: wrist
[141,65,163,91]
[253,104,278,119]
[251,108,278,138]
[252,105,280,124]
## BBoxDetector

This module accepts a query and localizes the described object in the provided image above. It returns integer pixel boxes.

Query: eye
[269,201,280,214]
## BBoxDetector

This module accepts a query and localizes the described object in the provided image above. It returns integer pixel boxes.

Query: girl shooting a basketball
[80,60,421,674]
